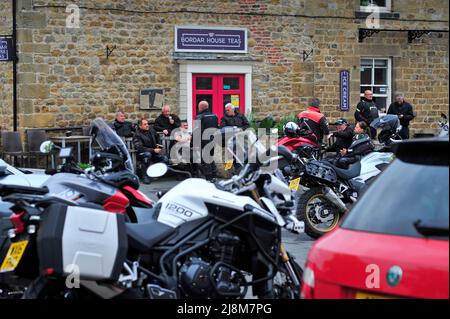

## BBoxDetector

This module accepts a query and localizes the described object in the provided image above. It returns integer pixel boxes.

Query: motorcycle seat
[331,162,362,180]
[126,221,174,252]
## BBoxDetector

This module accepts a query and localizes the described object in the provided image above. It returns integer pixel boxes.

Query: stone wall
[1,0,448,135]
[0,0,13,131]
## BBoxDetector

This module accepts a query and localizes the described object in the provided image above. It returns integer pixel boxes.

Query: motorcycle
[37,118,154,222]
[0,149,304,299]
[0,119,153,298]
[276,122,322,160]
[278,137,394,239]
[370,114,403,147]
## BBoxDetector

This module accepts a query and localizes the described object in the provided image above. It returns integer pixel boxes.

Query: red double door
[192,74,245,122]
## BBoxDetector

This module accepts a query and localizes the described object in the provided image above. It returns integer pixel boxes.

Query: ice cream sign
[175,26,247,53]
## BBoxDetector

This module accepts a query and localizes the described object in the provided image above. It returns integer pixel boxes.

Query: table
[50,135,92,164]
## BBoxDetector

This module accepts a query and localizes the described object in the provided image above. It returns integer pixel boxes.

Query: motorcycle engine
[179,232,243,298]
[179,257,214,297]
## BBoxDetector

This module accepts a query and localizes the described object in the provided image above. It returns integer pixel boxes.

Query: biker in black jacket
[132,119,168,183]
[387,94,415,139]
[194,101,219,180]
[355,90,379,138]
[327,118,354,154]
[110,111,135,138]
[220,103,250,130]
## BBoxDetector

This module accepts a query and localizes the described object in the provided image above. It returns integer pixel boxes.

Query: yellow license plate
[289,177,301,191]
[355,291,394,299]
[0,240,29,273]
[224,160,234,171]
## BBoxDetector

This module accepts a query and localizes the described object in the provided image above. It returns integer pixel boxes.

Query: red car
[301,138,449,299]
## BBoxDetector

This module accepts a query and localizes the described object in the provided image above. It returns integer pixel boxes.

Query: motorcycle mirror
[147,163,168,178]
[40,141,55,154]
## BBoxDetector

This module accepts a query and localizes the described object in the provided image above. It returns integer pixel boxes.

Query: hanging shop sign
[0,37,14,61]
[340,70,350,112]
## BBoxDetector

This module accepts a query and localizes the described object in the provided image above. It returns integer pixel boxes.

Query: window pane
[195,95,213,113]
[342,161,449,239]
[361,0,387,7]
[196,77,212,90]
[223,78,240,90]
[373,86,388,94]
[374,68,387,85]
[374,0,387,7]
[360,67,372,85]
[223,94,241,113]
[361,59,373,67]
[374,59,388,67]
[373,96,387,112]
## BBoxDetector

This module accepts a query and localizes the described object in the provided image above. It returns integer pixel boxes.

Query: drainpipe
[12,0,18,131]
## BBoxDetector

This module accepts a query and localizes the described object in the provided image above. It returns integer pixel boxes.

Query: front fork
[280,243,301,288]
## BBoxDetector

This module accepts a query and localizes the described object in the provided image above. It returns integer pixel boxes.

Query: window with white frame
[360,0,391,13]
[360,58,392,113]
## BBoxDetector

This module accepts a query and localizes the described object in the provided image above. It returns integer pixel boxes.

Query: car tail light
[301,265,315,299]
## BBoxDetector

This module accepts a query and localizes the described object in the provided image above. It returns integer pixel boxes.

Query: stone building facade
[0,0,448,136]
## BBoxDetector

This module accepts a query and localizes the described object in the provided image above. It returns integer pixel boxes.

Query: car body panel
[306,228,449,299]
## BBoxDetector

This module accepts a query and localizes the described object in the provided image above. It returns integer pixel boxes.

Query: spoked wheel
[297,187,341,239]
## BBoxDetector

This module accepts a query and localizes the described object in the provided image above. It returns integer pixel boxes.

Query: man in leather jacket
[387,94,415,139]
[110,111,135,138]
[355,90,379,139]
[220,103,250,130]
[193,100,219,181]
[133,119,168,183]
[327,118,354,154]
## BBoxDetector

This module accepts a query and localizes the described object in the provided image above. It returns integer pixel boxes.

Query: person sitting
[171,120,192,165]
[220,103,250,130]
[110,111,135,138]
[327,118,354,154]
[334,121,374,169]
[154,105,181,137]
[133,119,168,184]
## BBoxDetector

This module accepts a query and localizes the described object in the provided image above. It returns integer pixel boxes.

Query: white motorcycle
[9,131,304,299]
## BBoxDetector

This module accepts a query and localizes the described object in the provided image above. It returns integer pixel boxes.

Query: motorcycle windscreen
[226,130,274,166]
[90,118,134,173]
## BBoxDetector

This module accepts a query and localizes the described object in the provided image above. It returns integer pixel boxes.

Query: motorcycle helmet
[102,171,140,189]
[332,118,348,126]
[283,122,299,137]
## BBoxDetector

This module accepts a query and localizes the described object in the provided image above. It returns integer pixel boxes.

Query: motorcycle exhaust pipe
[323,187,347,213]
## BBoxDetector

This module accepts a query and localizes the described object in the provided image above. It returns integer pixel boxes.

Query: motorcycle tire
[263,258,303,299]
[296,186,341,239]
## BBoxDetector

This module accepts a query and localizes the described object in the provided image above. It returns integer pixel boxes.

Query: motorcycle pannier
[37,204,127,281]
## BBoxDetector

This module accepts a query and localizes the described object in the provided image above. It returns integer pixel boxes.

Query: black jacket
[110,120,134,138]
[132,127,161,154]
[154,114,181,134]
[355,98,379,125]
[195,110,219,141]
[220,113,250,130]
[387,102,415,127]
[327,125,354,153]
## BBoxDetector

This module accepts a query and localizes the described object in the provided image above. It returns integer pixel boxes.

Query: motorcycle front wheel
[296,187,341,239]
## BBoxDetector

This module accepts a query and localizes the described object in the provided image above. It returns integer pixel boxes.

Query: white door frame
[178,61,252,130]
